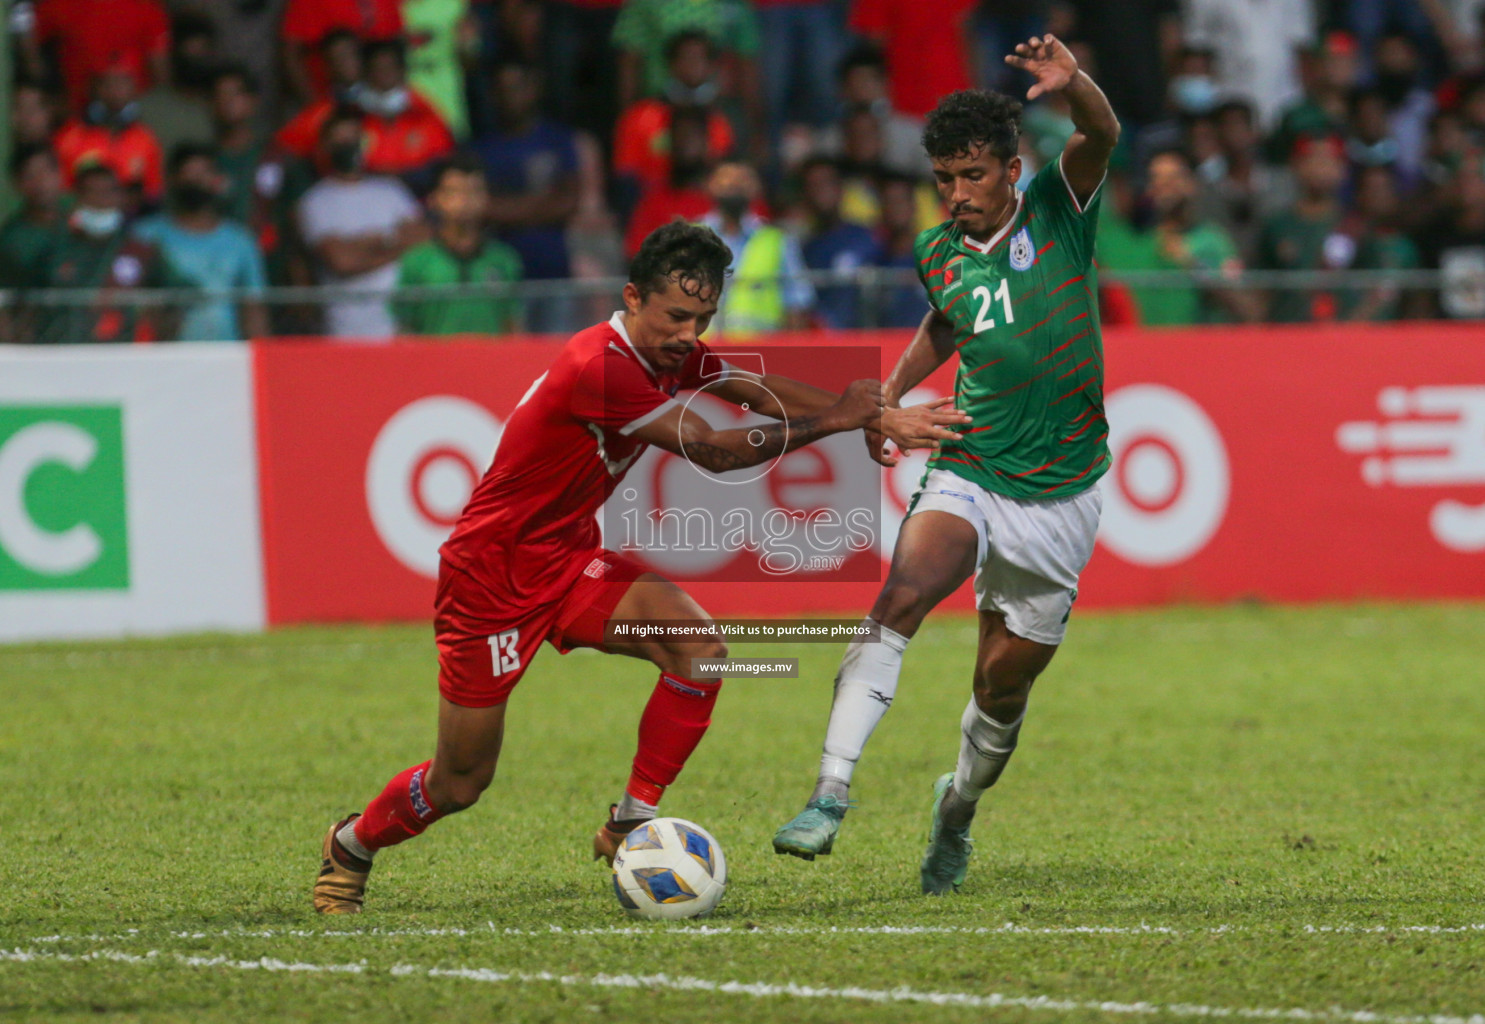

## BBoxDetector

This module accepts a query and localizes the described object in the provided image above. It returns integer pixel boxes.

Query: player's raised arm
[628,379,883,474]
[1004,34,1119,205]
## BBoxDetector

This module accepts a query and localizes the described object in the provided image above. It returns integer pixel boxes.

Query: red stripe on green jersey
[913,156,1109,501]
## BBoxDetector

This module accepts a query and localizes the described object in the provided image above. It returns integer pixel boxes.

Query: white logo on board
[1336,386,1485,552]
[366,396,503,578]
[1098,384,1230,566]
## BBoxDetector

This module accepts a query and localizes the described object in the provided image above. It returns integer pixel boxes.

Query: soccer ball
[611,817,728,920]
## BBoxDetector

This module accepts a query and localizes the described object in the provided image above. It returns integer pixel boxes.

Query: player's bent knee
[427,762,496,814]
[874,579,932,632]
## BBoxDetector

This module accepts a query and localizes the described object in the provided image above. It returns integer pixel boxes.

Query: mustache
[951,204,982,216]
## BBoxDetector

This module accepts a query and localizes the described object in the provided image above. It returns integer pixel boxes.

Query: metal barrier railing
[0,267,1472,341]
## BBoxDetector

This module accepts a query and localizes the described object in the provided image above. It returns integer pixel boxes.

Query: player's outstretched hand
[865,427,896,467]
[881,397,970,452]
[1004,34,1078,101]
[832,379,885,430]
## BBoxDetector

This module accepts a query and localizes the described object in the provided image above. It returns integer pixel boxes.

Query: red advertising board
[253,324,1485,626]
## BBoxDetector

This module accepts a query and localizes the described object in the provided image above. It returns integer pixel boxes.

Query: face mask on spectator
[716,193,749,221]
[664,78,719,107]
[71,206,123,238]
[173,183,219,212]
[1169,75,1219,115]
[354,85,411,118]
[328,141,365,174]
[86,101,141,128]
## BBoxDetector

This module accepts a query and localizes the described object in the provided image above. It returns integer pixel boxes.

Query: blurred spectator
[1202,99,1295,263]
[566,131,626,323]
[33,164,168,344]
[297,108,428,339]
[1346,0,1455,86]
[1100,148,1254,324]
[849,0,976,119]
[796,158,879,328]
[133,143,269,341]
[403,0,479,139]
[702,162,813,334]
[1065,0,1181,129]
[1181,0,1315,129]
[276,31,367,160]
[53,66,165,205]
[1131,45,1218,170]
[972,0,1053,95]
[189,0,292,129]
[613,0,762,104]
[1343,164,1420,320]
[873,173,931,328]
[1415,157,1485,318]
[0,145,69,285]
[23,0,170,114]
[355,40,457,176]
[1367,33,1436,184]
[755,0,845,136]
[474,61,580,331]
[1270,30,1358,164]
[1345,87,1405,179]
[395,155,524,334]
[137,13,217,159]
[623,106,717,256]
[0,146,70,342]
[811,44,924,177]
[210,66,270,227]
[12,81,59,149]
[1256,134,1354,321]
[833,105,945,234]
[540,0,623,149]
[282,0,403,103]
[613,32,736,199]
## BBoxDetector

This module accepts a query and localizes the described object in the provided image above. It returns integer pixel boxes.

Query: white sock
[951,698,1024,804]
[615,793,659,821]
[336,820,373,862]
[811,619,909,801]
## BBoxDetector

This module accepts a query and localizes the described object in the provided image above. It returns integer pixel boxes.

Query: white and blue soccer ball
[611,817,728,920]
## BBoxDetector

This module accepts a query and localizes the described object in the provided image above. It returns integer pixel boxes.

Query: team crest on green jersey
[1009,227,1035,271]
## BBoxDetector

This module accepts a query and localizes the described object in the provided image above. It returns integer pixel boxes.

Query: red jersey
[53,119,165,199]
[441,313,712,609]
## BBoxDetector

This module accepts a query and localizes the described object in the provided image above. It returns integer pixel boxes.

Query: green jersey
[395,236,523,335]
[915,157,1109,501]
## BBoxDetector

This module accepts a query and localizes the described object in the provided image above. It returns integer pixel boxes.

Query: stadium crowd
[5,0,1485,341]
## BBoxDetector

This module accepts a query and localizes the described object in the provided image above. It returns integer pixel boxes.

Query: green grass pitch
[2,602,1483,1023]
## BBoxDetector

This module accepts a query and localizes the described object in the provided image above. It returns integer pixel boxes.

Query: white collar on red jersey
[608,311,661,379]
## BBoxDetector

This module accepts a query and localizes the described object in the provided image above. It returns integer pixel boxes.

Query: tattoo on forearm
[686,414,835,473]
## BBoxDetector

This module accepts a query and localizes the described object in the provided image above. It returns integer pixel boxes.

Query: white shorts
[908,468,1102,646]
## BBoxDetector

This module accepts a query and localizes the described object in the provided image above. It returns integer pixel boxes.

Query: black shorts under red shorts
[434,548,648,707]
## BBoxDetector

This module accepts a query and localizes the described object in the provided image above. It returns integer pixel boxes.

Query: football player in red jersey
[314,221,967,913]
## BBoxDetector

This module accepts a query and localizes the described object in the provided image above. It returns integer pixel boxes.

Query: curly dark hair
[629,221,733,302]
[922,90,1023,164]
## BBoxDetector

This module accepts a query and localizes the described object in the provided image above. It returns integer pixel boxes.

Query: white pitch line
[2,946,1481,1024]
[21,922,1485,946]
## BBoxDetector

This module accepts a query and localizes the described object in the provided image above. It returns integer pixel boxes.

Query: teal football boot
[772,795,850,860]
[920,772,973,895]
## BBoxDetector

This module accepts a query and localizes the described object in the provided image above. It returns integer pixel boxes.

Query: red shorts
[434,548,648,707]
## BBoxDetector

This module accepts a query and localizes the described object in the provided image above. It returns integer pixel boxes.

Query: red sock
[626,673,722,805]
[352,760,445,853]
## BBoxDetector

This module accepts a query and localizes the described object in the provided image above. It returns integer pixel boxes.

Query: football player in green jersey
[774,34,1120,895]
